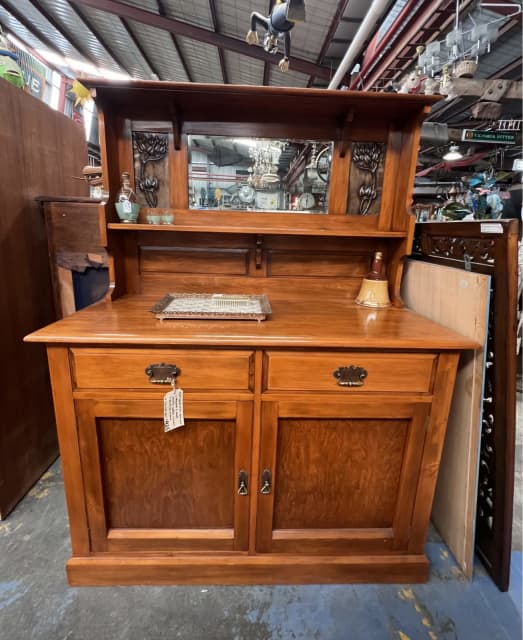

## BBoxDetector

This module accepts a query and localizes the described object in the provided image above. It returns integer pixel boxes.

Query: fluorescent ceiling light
[233,138,260,146]
[98,69,130,81]
[7,33,28,52]
[65,57,99,75]
[443,145,463,161]
[36,49,66,67]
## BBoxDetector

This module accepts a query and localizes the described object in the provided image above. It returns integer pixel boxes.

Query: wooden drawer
[264,351,436,393]
[71,348,254,391]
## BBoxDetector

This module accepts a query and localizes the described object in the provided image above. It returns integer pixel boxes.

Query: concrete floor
[1,458,522,640]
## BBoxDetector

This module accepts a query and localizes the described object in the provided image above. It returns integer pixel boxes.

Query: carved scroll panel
[132,131,170,208]
[347,142,386,216]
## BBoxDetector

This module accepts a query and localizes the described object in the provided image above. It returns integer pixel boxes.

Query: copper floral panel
[132,131,170,208]
[347,142,386,216]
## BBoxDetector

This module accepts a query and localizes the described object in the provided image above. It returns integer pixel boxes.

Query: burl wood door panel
[256,400,429,554]
[76,399,252,553]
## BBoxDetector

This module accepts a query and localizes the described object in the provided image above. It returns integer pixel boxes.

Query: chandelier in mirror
[188,135,333,214]
[247,140,287,188]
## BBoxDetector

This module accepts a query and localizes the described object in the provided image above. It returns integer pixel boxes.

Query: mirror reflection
[188,135,333,213]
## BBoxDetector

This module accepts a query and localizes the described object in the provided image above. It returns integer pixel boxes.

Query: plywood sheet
[402,259,490,577]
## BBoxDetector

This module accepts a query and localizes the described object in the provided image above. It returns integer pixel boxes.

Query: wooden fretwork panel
[77,399,252,553]
[256,400,429,554]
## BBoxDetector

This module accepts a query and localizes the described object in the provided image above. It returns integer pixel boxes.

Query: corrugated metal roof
[0,0,519,98]
[124,19,190,82]
[35,0,123,73]
[177,36,223,83]
[215,0,261,40]
[5,0,83,59]
[161,0,215,30]
[288,0,340,62]
[223,51,264,86]
[73,4,154,79]
[0,5,50,54]
[476,28,523,78]
[116,0,159,12]
[269,66,310,88]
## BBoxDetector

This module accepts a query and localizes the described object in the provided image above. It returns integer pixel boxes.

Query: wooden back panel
[114,231,392,299]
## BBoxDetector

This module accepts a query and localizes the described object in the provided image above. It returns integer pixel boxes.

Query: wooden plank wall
[0,79,88,517]
[402,259,490,577]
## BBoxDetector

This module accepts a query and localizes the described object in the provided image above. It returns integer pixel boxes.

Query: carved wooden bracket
[337,110,354,159]
[170,103,181,151]
[255,235,263,270]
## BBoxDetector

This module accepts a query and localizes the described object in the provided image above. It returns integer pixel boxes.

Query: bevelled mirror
[188,135,333,213]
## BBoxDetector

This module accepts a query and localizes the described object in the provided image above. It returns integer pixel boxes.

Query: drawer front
[72,348,254,390]
[264,351,436,393]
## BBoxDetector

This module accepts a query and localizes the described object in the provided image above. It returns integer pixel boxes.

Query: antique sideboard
[26,81,476,585]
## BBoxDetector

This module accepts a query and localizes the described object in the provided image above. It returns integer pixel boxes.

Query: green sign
[462,130,517,144]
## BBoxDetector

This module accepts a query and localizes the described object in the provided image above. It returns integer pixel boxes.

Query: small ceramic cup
[146,212,161,225]
[161,213,174,224]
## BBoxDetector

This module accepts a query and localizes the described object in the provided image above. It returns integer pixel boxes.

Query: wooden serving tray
[150,293,272,321]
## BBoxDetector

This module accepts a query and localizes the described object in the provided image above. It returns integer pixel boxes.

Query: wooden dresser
[25,81,476,585]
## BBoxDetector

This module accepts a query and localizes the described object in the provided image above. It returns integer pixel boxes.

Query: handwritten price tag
[164,388,184,431]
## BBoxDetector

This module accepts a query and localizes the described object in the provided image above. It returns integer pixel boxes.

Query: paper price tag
[480,222,503,234]
[122,200,132,214]
[164,388,184,431]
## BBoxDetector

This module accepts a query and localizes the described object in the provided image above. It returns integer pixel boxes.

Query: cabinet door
[76,398,252,553]
[256,399,429,554]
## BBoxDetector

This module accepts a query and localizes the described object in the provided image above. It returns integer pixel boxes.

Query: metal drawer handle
[333,365,368,387]
[260,469,272,495]
[238,470,248,496]
[145,363,180,385]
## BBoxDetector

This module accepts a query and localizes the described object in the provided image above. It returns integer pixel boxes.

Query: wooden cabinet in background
[26,81,476,585]
[0,79,87,518]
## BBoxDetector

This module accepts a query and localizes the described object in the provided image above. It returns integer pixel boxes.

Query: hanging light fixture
[443,144,463,161]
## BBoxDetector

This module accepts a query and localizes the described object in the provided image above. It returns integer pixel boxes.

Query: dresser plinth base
[67,553,429,586]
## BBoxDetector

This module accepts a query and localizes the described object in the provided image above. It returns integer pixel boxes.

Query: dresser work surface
[27,293,477,349]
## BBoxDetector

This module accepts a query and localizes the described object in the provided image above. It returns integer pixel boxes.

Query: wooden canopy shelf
[88,79,439,126]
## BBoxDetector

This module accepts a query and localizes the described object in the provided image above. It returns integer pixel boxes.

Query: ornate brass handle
[260,469,272,495]
[333,366,368,387]
[145,363,180,384]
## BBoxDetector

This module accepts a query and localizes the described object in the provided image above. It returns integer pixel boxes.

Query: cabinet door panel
[256,400,428,554]
[99,418,235,529]
[77,399,252,553]
[273,419,407,530]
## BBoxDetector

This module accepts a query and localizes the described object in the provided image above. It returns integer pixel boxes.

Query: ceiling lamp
[443,145,463,161]
[414,0,523,79]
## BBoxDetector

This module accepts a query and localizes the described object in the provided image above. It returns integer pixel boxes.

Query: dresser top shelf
[25,293,477,350]
[107,220,408,238]
[85,79,439,124]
